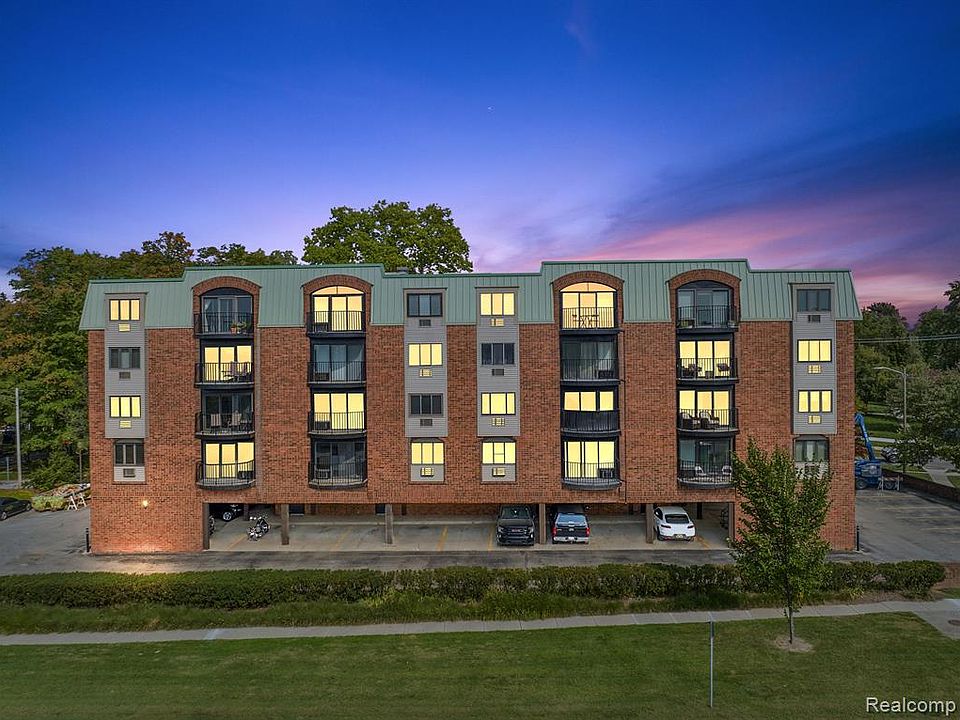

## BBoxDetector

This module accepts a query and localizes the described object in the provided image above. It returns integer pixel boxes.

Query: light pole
[874,367,907,483]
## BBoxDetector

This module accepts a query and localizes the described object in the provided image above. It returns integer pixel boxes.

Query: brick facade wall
[88,274,856,552]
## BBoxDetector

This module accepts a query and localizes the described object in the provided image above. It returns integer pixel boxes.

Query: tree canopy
[302,200,473,274]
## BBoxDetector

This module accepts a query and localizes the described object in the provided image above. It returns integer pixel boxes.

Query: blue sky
[2,0,958,318]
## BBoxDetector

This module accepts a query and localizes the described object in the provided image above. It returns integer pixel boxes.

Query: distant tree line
[0,201,470,488]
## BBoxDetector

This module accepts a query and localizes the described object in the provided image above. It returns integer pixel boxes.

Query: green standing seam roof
[78,260,862,330]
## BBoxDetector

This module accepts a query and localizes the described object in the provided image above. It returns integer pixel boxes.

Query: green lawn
[0,489,34,501]
[863,412,901,438]
[0,614,956,719]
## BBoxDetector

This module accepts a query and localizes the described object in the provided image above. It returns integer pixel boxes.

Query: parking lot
[208,505,732,553]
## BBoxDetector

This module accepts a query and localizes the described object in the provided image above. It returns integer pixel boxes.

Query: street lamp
[2,388,23,487]
[874,366,908,484]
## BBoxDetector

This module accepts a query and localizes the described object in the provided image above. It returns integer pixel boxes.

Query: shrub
[875,561,945,598]
[30,496,66,512]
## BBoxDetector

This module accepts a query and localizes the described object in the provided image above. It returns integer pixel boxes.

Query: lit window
[560,283,615,329]
[480,392,516,415]
[109,396,142,418]
[412,441,444,465]
[109,298,141,322]
[312,288,363,331]
[563,440,616,478]
[482,441,516,465]
[798,390,832,413]
[312,392,365,430]
[203,442,254,477]
[408,343,443,366]
[797,340,832,363]
[563,390,615,412]
[479,292,515,316]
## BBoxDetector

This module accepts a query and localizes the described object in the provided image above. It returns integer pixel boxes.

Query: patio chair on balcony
[679,411,696,429]
[681,363,699,379]
[716,362,731,376]
[721,465,733,478]
[208,413,222,431]
[699,411,720,430]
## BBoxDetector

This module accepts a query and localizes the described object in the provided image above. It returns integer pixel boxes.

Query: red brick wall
[828,320,856,549]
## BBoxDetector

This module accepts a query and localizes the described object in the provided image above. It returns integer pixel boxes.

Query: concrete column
[726,502,736,543]
[202,503,210,550]
[696,502,703,520]
[384,503,394,544]
[645,503,655,543]
[243,503,249,520]
[280,504,290,546]
[538,503,547,545]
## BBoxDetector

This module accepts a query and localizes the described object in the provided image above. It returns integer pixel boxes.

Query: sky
[1,0,959,320]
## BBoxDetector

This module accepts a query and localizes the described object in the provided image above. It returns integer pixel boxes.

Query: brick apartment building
[79,260,859,553]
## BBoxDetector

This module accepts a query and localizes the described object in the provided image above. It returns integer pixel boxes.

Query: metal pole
[900,371,906,491]
[709,620,715,708]
[14,387,22,487]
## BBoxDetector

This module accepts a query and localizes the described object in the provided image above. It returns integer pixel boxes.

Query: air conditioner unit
[491,368,505,376]
[419,368,433,377]
[491,467,506,477]
[598,467,616,479]
[122,468,136,478]
[807,314,821,322]
[315,371,331,382]
[597,368,616,379]
[119,371,131,380]
[419,318,432,327]
[315,468,332,479]
[316,420,331,431]
[419,418,434,427]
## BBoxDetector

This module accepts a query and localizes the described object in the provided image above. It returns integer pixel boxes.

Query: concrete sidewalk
[1,598,957,646]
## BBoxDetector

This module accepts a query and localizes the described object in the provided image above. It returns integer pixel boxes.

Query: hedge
[0,561,944,609]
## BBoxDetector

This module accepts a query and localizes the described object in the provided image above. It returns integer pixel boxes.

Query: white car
[654,506,696,541]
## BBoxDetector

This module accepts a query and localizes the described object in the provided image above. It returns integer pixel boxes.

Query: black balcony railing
[676,357,737,381]
[308,361,366,384]
[195,362,254,384]
[561,462,621,490]
[560,358,618,381]
[196,461,256,489]
[308,460,368,489]
[677,408,738,431]
[677,304,739,330]
[194,312,254,336]
[308,411,366,434]
[308,310,365,334]
[561,410,620,433]
[195,412,254,437]
[678,460,733,487]
[561,307,616,330]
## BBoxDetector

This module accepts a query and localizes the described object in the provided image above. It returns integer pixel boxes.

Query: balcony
[308,360,366,384]
[561,462,621,490]
[194,312,254,337]
[307,411,366,436]
[560,307,616,332]
[307,310,365,335]
[195,362,254,385]
[677,357,737,382]
[678,460,733,488]
[561,410,620,434]
[560,358,618,382]
[677,304,739,331]
[196,461,256,490]
[195,412,254,438]
[308,460,367,490]
[677,408,738,433]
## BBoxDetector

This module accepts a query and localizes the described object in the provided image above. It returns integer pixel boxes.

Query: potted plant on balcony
[230,319,252,334]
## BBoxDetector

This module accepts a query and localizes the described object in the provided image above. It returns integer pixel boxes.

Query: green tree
[731,441,831,644]
[854,302,923,406]
[302,200,473,273]
[892,367,960,468]
[118,231,194,278]
[196,243,298,266]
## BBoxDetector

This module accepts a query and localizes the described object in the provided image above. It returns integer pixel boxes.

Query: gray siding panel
[103,294,147,440]
[476,288,520,437]
[404,290,447,437]
[792,285,838,435]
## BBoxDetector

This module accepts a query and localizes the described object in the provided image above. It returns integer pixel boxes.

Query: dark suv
[210,503,244,522]
[496,505,536,546]
[551,504,590,544]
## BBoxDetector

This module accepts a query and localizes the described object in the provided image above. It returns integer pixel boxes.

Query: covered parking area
[204,501,734,552]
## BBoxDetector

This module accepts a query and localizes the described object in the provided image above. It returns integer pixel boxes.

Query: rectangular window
[797,289,831,312]
[798,390,832,413]
[480,392,516,415]
[109,298,141,322]
[482,440,516,465]
[114,441,144,466]
[479,292,515,316]
[480,342,515,365]
[109,395,142,418]
[563,390,615,412]
[411,440,444,465]
[563,440,616,477]
[407,343,443,366]
[409,394,443,415]
[108,347,141,370]
[797,339,832,362]
[313,392,365,430]
[794,438,829,463]
[406,293,443,317]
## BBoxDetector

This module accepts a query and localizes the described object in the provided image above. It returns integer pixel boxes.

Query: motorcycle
[247,514,271,540]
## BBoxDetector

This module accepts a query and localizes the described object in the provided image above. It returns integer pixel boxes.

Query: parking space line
[330,528,351,551]
[696,536,710,549]
[436,526,448,551]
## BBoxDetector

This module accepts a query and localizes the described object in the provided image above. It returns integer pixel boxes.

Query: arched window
[198,288,253,335]
[311,286,364,332]
[677,281,733,329]
[560,282,616,329]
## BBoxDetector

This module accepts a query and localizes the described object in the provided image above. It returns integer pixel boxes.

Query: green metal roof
[79,260,861,329]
